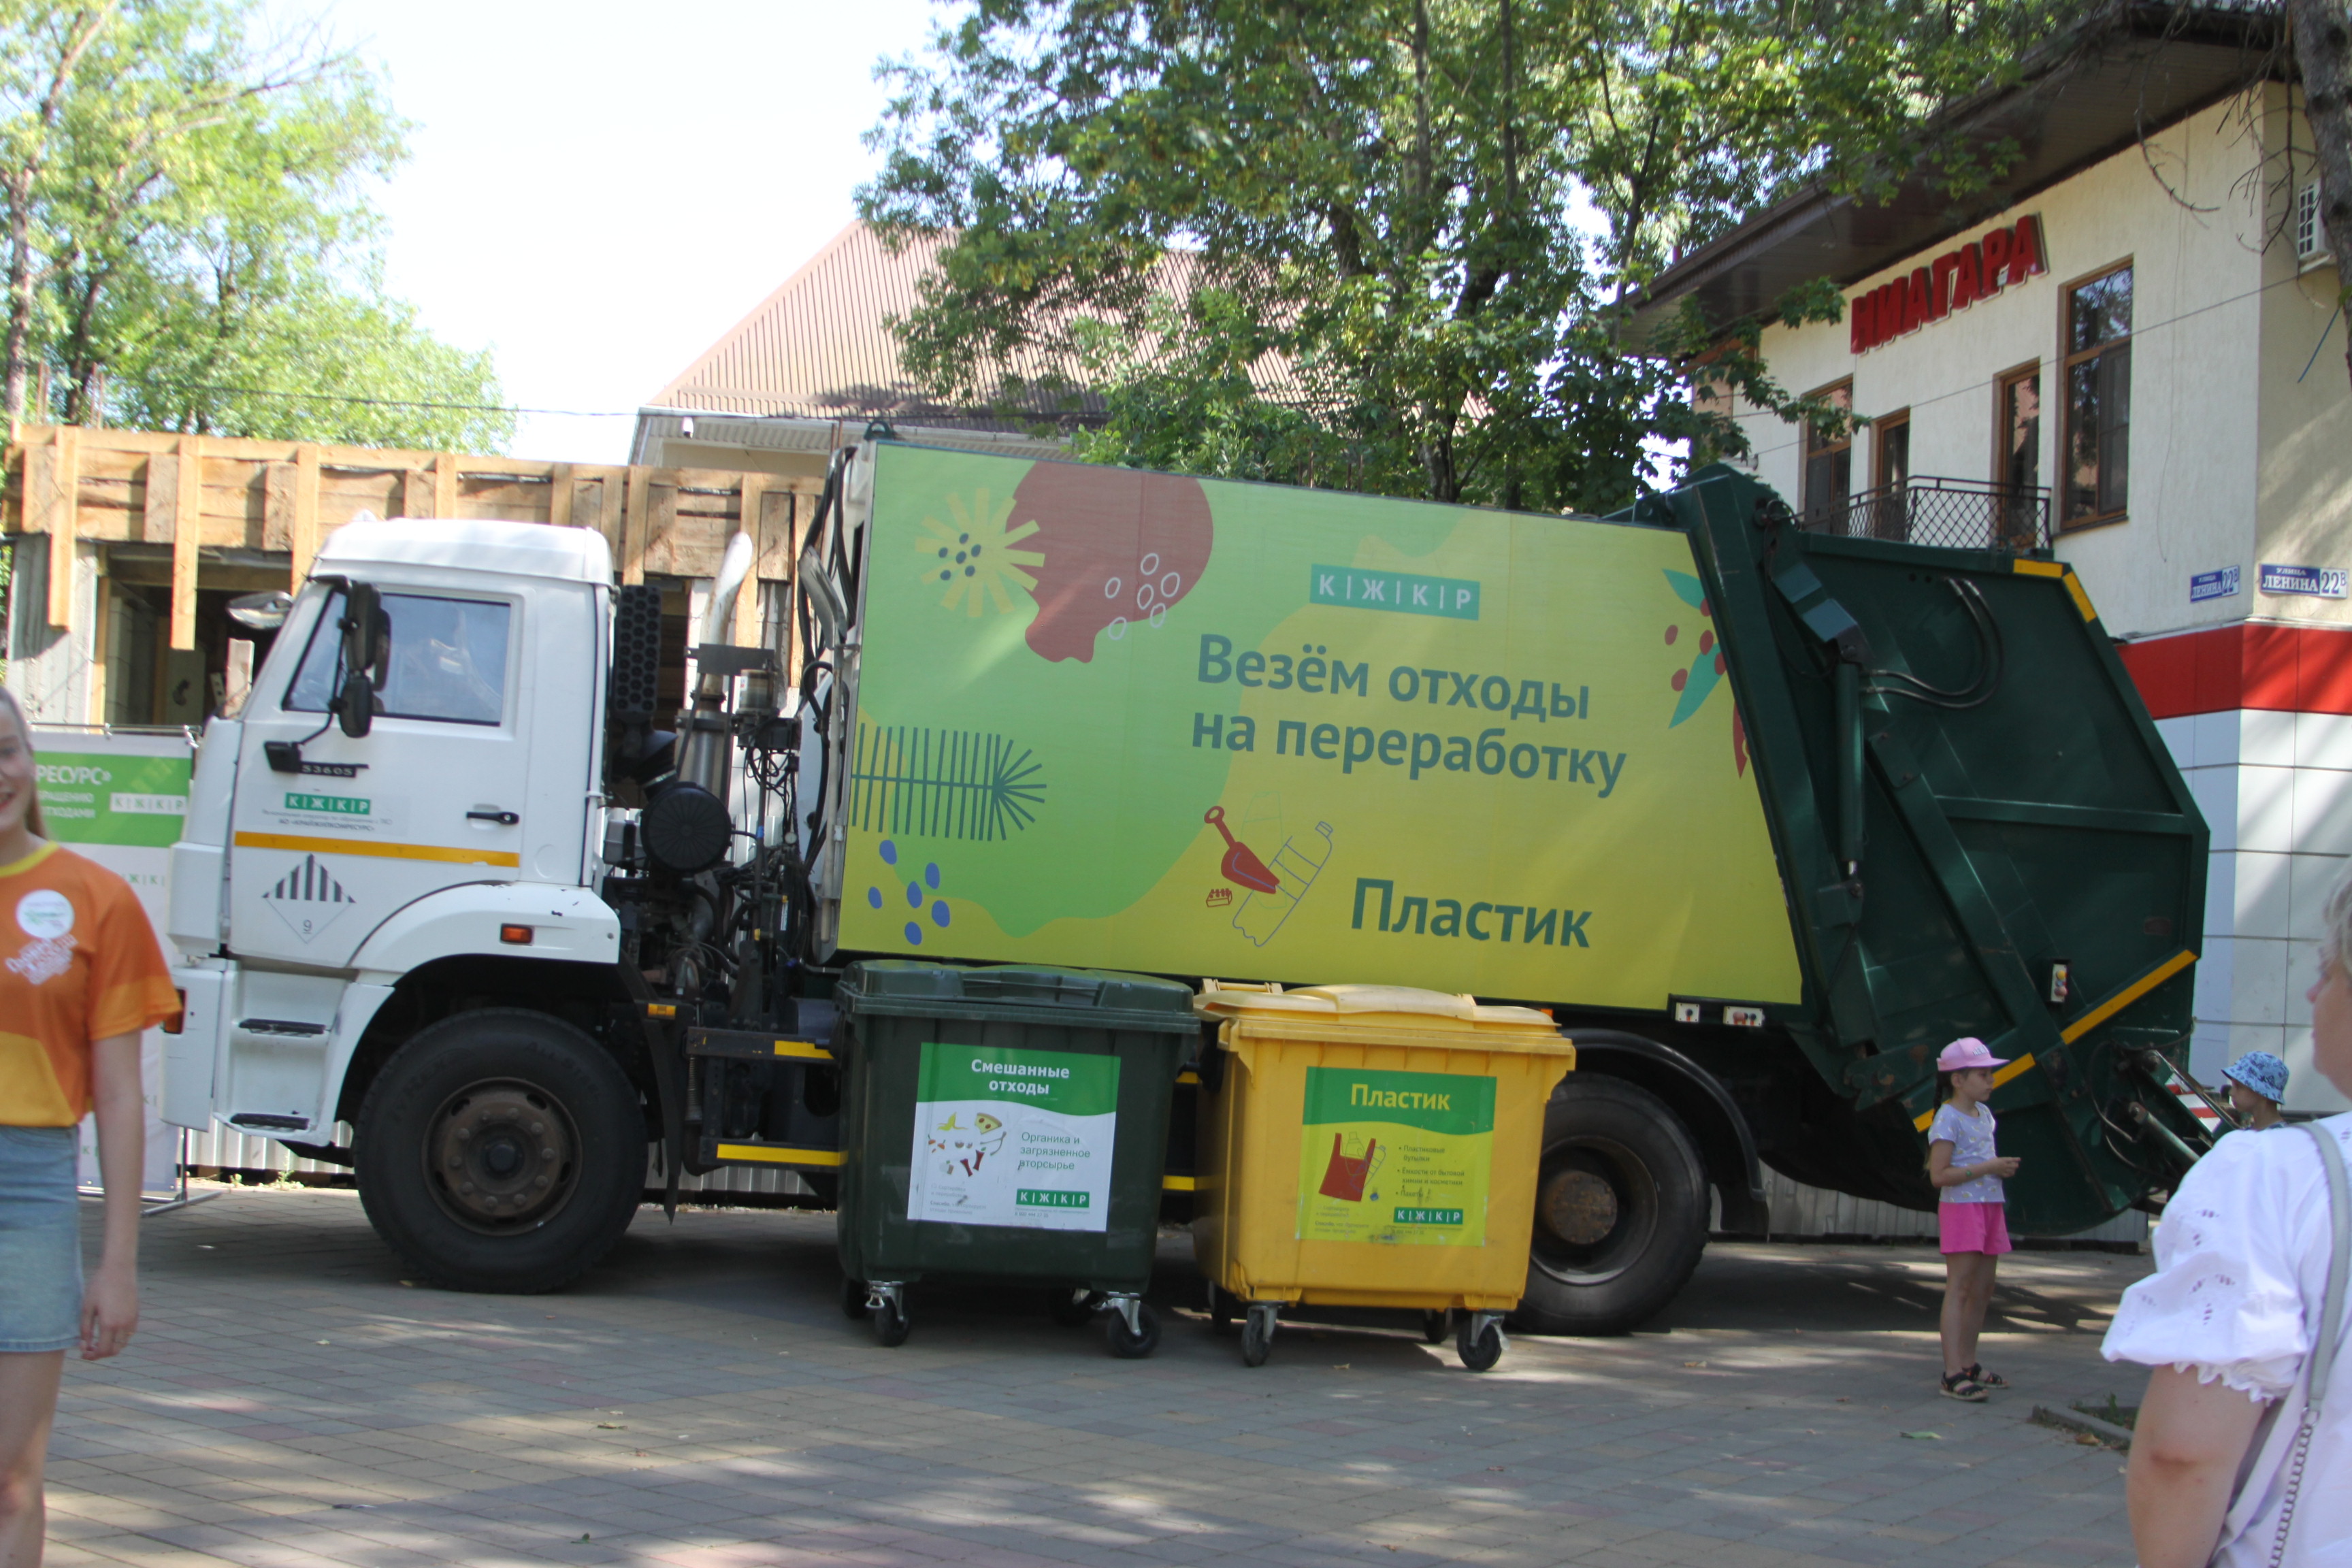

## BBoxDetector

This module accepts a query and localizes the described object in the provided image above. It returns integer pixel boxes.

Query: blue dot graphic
[926,862,941,889]
[866,887,883,909]
[878,840,898,866]
[904,921,924,945]
[932,900,950,927]
[906,881,922,908]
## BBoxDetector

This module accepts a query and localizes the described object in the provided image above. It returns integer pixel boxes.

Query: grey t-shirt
[1930,1101,2004,1204]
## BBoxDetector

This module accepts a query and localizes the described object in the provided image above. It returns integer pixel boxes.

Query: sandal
[1965,1363,2008,1390]
[1940,1372,1988,1402]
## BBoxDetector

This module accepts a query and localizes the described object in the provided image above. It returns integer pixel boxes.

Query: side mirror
[334,584,389,738]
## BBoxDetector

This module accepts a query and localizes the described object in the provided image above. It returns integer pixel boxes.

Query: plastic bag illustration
[1318,1133,1383,1203]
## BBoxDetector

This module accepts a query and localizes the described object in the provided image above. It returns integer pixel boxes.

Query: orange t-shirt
[0,842,180,1126]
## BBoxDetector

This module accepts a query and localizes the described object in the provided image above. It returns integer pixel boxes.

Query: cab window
[286,589,512,726]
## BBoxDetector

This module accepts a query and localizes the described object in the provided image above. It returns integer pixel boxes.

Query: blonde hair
[2325,860,2352,975]
[0,685,45,838]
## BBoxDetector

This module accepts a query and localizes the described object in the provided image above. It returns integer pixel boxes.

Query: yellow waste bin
[1191,980,1575,1371]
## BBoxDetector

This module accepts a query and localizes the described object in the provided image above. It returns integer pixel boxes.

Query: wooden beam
[548,462,574,529]
[402,468,431,518]
[291,444,321,582]
[621,467,651,585]
[434,453,457,519]
[171,433,201,650]
[46,426,77,632]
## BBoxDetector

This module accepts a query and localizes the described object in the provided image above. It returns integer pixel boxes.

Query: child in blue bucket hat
[2222,1050,2289,1131]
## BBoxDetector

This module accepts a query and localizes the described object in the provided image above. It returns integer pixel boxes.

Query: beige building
[1637,9,2350,1109]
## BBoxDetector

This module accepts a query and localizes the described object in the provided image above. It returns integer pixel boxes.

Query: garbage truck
[159,438,2217,1332]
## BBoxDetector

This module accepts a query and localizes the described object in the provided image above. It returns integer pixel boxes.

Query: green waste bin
[833,961,1198,1356]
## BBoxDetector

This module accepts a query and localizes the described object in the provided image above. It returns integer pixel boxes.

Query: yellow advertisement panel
[836,444,1800,1007]
[1297,1066,1494,1246]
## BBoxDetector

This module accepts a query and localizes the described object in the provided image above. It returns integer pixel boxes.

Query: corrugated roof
[649,223,1107,428]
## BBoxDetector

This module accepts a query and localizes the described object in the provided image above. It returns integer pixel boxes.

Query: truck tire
[355,1007,646,1294]
[1514,1077,1708,1336]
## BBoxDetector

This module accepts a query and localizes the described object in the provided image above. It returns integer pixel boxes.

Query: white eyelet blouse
[2101,1113,2352,1567]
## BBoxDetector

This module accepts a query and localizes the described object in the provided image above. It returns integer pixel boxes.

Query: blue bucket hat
[2223,1051,2289,1105]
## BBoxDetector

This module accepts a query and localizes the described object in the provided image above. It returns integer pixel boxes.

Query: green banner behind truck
[837,444,1801,1007]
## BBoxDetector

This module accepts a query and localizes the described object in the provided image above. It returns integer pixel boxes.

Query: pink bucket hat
[1936,1037,2010,1071]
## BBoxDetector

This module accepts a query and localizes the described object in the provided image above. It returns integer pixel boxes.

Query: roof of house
[646,223,1104,429]
[1627,3,2283,344]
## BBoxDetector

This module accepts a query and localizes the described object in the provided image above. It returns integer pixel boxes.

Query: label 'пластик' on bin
[906,1043,1119,1231]
[1296,1066,1495,1245]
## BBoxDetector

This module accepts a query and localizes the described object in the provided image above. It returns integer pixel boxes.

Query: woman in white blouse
[2103,872,2352,1567]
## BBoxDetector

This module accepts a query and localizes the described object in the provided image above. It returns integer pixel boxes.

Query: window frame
[281,585,518,728]
[1801,378,1855,525]
[2057,259,2133,532]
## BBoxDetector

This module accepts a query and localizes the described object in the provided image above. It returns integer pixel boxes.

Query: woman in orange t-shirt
[0,687,180,1566]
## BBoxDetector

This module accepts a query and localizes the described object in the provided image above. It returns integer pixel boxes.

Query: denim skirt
[0,1125,82,1353]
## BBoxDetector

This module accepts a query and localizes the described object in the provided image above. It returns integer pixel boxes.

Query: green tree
[860,0,2061,510]
[1,0,511,451]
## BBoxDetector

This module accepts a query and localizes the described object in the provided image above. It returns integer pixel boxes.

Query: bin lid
[838,961,1199,1032]
[1194,980,1572,1051]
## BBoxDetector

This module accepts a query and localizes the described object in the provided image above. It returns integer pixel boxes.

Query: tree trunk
[2287,0,2352,387]
[3,173,36,426]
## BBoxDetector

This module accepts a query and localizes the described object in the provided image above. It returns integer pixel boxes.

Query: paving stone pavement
[39,1187,2155,1568]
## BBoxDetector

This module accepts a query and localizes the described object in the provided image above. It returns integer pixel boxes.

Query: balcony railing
[1801,476,2052,553]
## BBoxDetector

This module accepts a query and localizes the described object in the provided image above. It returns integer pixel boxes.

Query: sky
[265,0,942,461]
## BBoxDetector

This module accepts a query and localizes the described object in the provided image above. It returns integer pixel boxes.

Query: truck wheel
[1515,1077,1708,1336]
[355,1008,646,1294]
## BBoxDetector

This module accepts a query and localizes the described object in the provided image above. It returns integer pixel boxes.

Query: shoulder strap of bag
[2264,1122,2350,1568]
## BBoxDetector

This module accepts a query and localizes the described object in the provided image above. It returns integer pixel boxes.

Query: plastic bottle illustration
[1231,821,1333,947]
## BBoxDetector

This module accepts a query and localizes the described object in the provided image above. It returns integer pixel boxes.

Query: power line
[188,383,640,418]
[1723,266,2321,462]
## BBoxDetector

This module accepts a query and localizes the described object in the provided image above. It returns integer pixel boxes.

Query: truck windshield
[285,589,512,726]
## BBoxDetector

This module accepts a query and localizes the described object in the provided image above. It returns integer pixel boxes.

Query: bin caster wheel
[1048,1289,1098,1328]
[1457,1313,1505,1373]
[860,1288,903,1354]
[1209,1284,1240,1337]
[1106,1302,1160,1359]
[840,1275,869,1322]
[1241,1303,1278,1367]
[1421,1309,1452,1344]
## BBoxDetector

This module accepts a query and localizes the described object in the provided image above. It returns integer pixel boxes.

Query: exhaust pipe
[678,532,758,804]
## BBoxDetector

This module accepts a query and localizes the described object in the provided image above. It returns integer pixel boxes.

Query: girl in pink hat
[1927,1036,2021,1401]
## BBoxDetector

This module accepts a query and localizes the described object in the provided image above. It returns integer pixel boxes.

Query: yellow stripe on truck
[2010,557,2097,621]
[233,831,521,868]
[1910,949,2198,1130]
[714,1144,844,1166]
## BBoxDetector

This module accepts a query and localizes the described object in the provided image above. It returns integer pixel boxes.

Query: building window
[1869,412,1910,540]
[1802,381,1852,525]
[2061,265,2130,526]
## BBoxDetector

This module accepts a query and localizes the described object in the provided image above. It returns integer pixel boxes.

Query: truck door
[229,585,527,969]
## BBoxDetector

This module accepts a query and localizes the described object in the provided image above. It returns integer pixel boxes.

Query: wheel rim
[1529,1133,1659,1288]
[422,1077,583,1235]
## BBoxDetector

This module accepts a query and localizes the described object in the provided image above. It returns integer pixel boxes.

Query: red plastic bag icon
[1318,1134,1379,1202]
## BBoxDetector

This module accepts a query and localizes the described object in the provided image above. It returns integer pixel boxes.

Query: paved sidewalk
[44,1188,2151,1568]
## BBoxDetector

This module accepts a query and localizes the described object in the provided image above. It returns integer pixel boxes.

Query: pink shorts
[1939,1202,2012,1255]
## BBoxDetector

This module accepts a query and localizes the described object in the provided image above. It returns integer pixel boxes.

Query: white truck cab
[159,515,791,1290]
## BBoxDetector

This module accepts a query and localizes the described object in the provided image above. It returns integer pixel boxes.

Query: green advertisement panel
[34,751,192,849]
[838,444,1801,1007]
[1296,1066,1495,1245]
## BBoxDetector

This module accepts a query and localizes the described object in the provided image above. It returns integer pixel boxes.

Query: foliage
[860,0,2065,510]
[0,0,512,451]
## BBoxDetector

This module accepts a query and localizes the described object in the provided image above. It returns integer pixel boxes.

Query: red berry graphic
[1699,630,1714,655]
[1665,624,1680,645]
[1670,669,1688,692]
[1713,652,1727,674]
